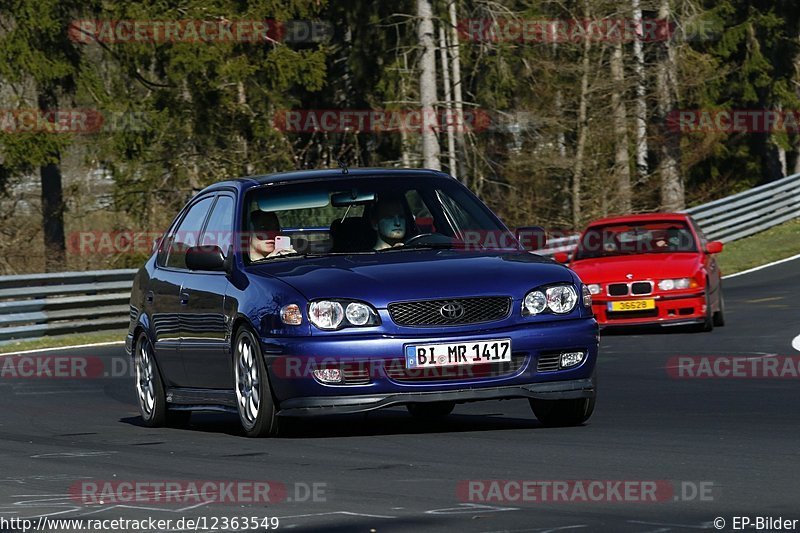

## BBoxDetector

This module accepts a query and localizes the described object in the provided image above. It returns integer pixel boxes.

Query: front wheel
[713,290,726,327]
[530,397,595,427]
[234,328,281,437]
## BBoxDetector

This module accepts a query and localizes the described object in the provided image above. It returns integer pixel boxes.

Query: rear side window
[163,196,215,269]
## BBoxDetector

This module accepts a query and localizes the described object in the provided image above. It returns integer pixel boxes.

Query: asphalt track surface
[1,258,799,533]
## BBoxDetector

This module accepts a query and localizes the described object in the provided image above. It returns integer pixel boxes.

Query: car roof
[201,167,454,193]
[584,212,691,228]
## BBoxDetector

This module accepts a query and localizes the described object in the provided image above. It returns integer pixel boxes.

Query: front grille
[388,297,512,327]
[385,353,526,382]
[537,353,561,372]
[631,281,653,295]
[608,283,628,296]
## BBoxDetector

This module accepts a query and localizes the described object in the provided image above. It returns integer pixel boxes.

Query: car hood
[569,253,702,283]
[247,250,574,306]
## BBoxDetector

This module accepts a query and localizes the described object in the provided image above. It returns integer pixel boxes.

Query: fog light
[560,351,585,368]
[313,368,342,384]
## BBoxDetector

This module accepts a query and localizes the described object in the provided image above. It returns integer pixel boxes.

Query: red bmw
[556,213,726,330]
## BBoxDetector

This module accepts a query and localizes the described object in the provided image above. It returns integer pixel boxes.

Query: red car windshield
[574,221,697,260]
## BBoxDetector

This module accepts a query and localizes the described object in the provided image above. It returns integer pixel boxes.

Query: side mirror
[706,241,723,254]
[553,251,570,264]
[516,226,547,251]
[186,245,226,271]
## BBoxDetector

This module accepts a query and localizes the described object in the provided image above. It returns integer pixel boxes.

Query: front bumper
[261,317,599,411]
[278,377,595,416]
[591,291,707,327]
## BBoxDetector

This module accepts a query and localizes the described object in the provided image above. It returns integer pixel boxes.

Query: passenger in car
[371,196,407,250]
[249,210,295,260]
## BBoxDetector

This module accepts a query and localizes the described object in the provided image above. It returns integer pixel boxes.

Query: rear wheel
[135,333,167,427]
[530,397,595,427]
[406,401,455,420]
[135,333,192,428]
[234,328,281,437]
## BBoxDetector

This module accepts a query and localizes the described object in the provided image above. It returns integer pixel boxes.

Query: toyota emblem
[440,302,465,320]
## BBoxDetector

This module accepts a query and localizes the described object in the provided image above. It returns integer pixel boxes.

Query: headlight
[582,284,592,307]
[523,285,579,316]
[522,290,547,316]
[546,285,578,314]
[658,278,691,291]
[345,302,372,326]
[308,299,379,330]
[309,301,344,330]
[587,284,602,295]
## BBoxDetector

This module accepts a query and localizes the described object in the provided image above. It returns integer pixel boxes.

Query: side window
[200,196,235,257]
[165,196,215,269]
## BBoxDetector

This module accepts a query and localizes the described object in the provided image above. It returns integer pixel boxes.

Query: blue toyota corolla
[126,168,598,437]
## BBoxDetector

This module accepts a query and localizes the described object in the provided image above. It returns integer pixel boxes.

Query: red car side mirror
[553,251,570,263]
[706,241,723,254]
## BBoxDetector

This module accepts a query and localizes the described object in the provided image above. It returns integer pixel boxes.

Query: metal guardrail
[535,172,800,255]
[0,173,798,343]
[684,173,800,242]
[0,269,137,343]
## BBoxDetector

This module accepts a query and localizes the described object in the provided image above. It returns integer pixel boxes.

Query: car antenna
[337,158,349,174]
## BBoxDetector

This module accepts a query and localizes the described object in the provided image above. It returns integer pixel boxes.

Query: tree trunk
[38,88,66,272]
[439,26,457,176]
[656,0,684,210]
[572,2,592,229]
[632,0,649,184]
[611,40,632,213]
[417,0,440,170]
[448,0,467,182]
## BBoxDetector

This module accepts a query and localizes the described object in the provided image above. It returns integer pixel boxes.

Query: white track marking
[0,341,124,357]
[723,253,800,279]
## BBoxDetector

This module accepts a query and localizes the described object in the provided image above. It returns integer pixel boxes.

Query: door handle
[145,291,154,303]
[180,292,190,305]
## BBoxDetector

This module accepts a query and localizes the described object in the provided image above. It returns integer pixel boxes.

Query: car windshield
[243,175,514,262]
[574,221,697,260]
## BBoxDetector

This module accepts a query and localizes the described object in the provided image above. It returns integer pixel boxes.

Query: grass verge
[717,218,800,275]
[0,330,127,355]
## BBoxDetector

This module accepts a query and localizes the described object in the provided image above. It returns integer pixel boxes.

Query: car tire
[134,332,168,427]
[234,327,281,438]
[713,290,726,327]
[700,290,714,332]
[406,401,455,420]
[529,397,595,427]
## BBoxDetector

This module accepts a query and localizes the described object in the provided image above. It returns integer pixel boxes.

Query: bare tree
[439,25,457,175]
[611,40,632,213]
[417,0,440,169]
[632,0,649,183]
[656,0,684,210]
[448,0,467,182]
[572,1,592,229]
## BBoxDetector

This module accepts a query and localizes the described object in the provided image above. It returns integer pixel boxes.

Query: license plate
[405,339,512,369]
[608,299,656,312]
